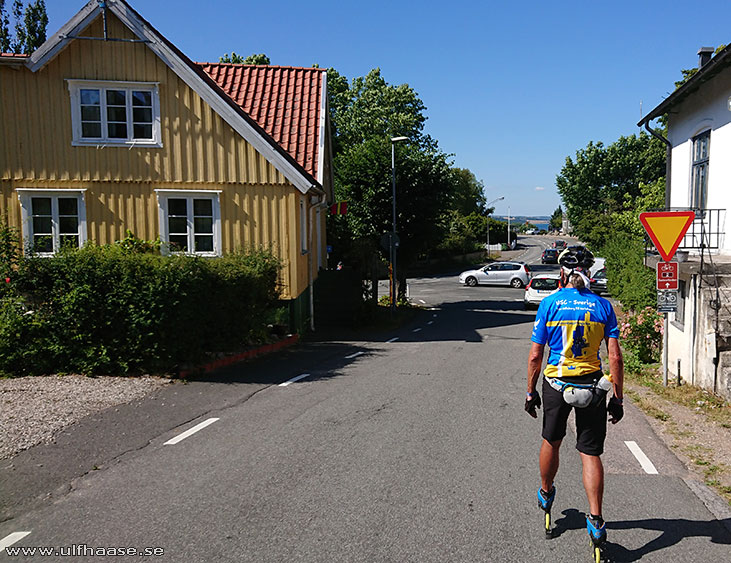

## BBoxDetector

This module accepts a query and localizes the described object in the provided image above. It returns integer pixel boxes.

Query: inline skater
[524,246,624,562]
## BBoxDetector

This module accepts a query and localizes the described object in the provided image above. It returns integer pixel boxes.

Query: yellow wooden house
[0,0,333,331]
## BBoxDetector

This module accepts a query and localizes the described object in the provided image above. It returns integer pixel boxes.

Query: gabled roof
[200,64,328,184]
[21,0,322,194]
[639,44,731,127]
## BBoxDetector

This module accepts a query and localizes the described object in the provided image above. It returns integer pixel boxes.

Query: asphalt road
[1,235,730,562]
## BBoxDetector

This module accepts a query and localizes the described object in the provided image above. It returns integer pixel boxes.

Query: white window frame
[155,190,222,257]
[300,197,308,254]
[690,130,710,210]
[16,189,88,256]
[67,79,162,147]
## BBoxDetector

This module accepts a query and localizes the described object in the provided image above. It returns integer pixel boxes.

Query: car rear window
[532,278,559,290]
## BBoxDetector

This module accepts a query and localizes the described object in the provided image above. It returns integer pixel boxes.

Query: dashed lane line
[279,373,312,387]
[1,532,31,553]
[164,418,220,445]
[412,328,422,333]
[624,440,659,474]
[386,337,399,343]
[345,351,365,359]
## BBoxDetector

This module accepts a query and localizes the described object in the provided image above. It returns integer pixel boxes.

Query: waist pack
[547,375,612,408]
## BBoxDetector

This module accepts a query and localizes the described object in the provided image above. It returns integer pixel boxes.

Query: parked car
[459,261,531,288]
[525,229,537,235]
[524,274,561,309]
[553,240,567,250]
[541,249,559,264]
[590,268,608,294]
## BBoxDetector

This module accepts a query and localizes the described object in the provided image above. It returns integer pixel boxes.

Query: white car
[459,261,531,288]
[524,274,561,309]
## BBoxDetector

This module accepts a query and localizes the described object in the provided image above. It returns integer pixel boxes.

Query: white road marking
[1,532,31,552]
[418,299,426,304]
[279,373,312,387]
[386,337,399,343]
[624,441,659,474]
[432,313,438,317]
[412,328,422,333]
[164,418,219,445]
[345,351,364,359]
[427,321,434,325]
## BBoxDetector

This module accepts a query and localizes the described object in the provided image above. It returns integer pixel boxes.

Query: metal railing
[646,208,725,251]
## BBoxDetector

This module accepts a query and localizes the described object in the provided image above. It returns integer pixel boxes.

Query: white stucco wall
[668,69,731,253]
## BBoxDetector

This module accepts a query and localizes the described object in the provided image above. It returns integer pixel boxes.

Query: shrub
[2,241,282,376]
[619,306,664,364]
[601,232,655,311]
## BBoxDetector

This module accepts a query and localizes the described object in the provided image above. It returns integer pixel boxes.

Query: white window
[691,130,710,210]
[300,197,308,254]
[68,80,161,147]
[156,190,222,256]
[16,189,87,255]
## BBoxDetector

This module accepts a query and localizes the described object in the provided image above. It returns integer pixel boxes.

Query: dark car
[553,240,567,250]
[541,249,559,264]
[590,268,608,294]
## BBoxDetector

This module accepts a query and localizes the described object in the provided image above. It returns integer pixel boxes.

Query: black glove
[608,396,624,423]
[525,392,541,418]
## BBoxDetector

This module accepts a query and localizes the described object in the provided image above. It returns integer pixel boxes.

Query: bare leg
[580,453,604,516]
[539,439,562,492]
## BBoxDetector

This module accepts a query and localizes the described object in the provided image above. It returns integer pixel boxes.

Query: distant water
[531,221,549,231]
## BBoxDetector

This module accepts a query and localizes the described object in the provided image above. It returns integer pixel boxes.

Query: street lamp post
[486,196,504,259]
[507,206,511,250]
[390,136,408,312]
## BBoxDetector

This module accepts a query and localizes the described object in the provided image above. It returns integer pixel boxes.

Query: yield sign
[639,211,695,262]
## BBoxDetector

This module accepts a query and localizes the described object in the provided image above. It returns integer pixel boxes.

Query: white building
[639,46,731,399]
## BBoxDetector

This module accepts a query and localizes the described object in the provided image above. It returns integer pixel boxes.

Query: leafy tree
[556,132,664,247]
[0,0,45,54]
[448,168,487,216]
[549,206,563,230]
[220,52,270,65]
[0,1,10,52]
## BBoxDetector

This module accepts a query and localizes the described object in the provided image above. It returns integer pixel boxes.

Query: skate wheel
[593,546,601,563]
[544,512,552,539]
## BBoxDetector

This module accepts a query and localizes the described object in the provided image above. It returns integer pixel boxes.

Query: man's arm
[527,342,544,394]
[607,336,624,424]
[525,342,545,418]
[607,337,623,399]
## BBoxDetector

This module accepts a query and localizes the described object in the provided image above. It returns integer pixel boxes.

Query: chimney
[698,47,714,68]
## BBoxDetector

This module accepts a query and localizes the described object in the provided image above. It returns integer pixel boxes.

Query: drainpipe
[644,121,672,209]
[308,191,328,332]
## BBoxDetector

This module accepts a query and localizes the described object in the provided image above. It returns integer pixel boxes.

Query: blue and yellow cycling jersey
[531,288,619,378]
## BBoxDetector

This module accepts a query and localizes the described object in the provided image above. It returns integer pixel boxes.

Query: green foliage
[220,52,271,65]
[0,220,20,276]
[556,132,665,245]
[619,307,664,364]
[0,0,45,54]
[549,206,563,230]
[602,232,655,311]
[114,230,161,255]
[1,242,282,376]
[448,168,487,216]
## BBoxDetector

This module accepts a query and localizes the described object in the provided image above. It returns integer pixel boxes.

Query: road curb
[178,334,300,378]
[683,478,731,534]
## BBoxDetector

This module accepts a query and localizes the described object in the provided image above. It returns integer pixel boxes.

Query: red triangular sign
[639,211,695,262]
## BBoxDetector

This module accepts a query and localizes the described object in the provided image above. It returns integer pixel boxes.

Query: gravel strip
[0,374,172,460]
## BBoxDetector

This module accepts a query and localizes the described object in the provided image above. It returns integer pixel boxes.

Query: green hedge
[0,239,281,377]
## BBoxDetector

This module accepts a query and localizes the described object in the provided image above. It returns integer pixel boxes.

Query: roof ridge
[197,62,325,72]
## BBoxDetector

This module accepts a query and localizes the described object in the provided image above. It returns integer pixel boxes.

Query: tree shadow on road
[553,508,731,562]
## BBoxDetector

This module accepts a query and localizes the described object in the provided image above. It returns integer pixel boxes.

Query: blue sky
[45,0,731,217]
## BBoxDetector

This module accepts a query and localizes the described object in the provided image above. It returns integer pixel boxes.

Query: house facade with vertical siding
[0,0,332,329]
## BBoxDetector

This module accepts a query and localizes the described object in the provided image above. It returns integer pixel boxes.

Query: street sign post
[656,261,678,290]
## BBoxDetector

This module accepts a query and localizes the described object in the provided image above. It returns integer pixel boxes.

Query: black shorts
[542,373,607,456]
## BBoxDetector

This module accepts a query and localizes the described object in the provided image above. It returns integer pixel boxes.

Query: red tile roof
[198,63,325,181]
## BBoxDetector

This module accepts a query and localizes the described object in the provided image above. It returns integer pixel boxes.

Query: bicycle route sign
[656,261,678,290]
[657,289,678,313]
